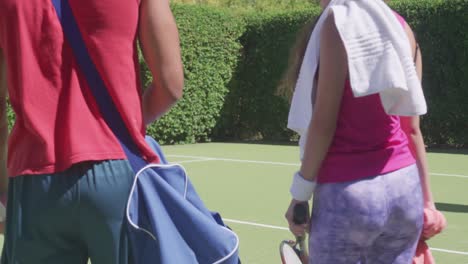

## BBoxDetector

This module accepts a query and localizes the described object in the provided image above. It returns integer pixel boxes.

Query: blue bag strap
[50,0,149,172]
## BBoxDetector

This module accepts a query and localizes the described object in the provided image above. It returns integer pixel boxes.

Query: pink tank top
[317,12,415,183]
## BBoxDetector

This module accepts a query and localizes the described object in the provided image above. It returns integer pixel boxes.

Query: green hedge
[391,0,468,147]
[144,4,245,144]
[214,9,320,140]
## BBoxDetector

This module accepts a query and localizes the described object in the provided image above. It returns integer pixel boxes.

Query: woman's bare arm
[400,23,435,209]
[299,13,347,181]
[286,13,347,236]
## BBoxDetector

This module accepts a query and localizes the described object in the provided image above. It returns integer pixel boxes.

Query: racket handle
[296,236,306,250]
[293,202,309,259]
[293,202,308,225]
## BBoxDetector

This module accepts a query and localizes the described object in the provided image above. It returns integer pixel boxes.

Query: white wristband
[290,171,316,201]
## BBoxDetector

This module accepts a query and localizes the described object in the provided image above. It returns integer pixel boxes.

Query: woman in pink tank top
[279,0,446,263]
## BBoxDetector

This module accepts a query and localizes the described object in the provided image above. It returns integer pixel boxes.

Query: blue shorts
[1,160,135,264]
[309,164,424,264]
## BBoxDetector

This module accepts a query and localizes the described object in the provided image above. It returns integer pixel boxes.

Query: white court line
[167,154,468,179]
[173,158,216,164]
[431,173,468,179]
[223,218,468,256]
[168,155,300,166]
[224,218,289,231]
[430,248,468,256]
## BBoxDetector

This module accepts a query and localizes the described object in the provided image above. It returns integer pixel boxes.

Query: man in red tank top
[0,0,183,263]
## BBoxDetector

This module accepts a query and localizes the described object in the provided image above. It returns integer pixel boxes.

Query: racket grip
[293,202,308,225]
[297,236,307,253]
[293,202,308,256]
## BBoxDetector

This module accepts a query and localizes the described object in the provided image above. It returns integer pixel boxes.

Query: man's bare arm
[139,0,184,125]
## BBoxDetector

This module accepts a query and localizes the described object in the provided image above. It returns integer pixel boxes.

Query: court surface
[163,143,468,264]
[1,142,467,263]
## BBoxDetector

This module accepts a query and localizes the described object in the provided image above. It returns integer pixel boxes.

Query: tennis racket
[280,202,309,264]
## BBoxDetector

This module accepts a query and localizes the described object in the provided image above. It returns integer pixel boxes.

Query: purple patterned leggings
[309,164,423,264]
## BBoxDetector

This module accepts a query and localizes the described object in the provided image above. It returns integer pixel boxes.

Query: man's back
[0,0,184,263]
[0,0,157,176]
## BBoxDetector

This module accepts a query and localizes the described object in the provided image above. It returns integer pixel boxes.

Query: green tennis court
[1,143,467,263]
[162,143,468,263]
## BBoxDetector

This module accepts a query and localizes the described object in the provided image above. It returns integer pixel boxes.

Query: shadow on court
[435,202,468,213]
[427,148,468,155]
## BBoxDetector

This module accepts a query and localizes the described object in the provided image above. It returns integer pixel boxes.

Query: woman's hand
[285,199,310,237]
[422,208,446,240]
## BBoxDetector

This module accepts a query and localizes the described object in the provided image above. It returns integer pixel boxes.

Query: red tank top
[316,12,416,183]
[0,0,158,176]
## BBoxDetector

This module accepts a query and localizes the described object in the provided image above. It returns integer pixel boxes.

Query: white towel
[287,0,427,142]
